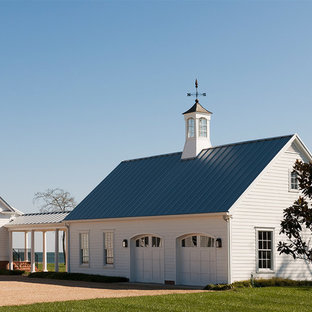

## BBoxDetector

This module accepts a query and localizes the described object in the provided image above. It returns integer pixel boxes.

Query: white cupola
[181,98,212,159]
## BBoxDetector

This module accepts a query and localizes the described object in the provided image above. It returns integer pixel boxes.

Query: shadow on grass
[0,275,202,291]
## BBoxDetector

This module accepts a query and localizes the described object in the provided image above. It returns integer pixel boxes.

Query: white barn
[63,99,312,286]
[3,97,312,286]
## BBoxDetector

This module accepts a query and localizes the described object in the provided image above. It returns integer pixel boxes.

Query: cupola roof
[183,99,212,115]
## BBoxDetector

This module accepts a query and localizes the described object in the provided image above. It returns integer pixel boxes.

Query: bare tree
[33,188,76,265]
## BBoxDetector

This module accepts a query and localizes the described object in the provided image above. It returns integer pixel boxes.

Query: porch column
[65,229,69,272]
[24,231,29,261]
[9,231,13,270]
[55,229,59,272]
[42,231,47,272]
[31,230,36,273]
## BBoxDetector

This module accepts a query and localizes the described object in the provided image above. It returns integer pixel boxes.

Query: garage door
[132,235,164,284]
[177,234,216,286]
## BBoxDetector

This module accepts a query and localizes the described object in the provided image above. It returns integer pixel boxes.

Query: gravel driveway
[0,275,206,306]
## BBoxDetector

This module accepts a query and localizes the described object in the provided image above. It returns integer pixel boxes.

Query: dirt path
[0,275,206,306]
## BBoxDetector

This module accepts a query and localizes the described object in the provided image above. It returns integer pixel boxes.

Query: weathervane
[187,79,206,101]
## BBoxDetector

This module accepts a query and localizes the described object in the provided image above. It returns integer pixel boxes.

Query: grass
[0,287,311,312]
[28,271,129,283]
[36,263,66,272]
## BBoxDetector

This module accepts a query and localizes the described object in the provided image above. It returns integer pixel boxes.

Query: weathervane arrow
[187,79,206,101]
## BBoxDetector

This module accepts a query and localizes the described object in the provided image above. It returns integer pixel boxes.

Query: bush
[232,280,252,288]
[0,269,24,275]
[204,284,232,291]
[254,277,312,288]
[28,272,129,283]
[204,278,312,291]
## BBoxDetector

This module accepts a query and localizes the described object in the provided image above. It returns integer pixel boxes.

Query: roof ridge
[200,134,294,152]
[22,211,71,216]
[121,134,294,163]
[122,151,182,163]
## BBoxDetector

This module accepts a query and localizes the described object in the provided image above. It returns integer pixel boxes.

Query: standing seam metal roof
[65,135,293,221]
[8,211,70,225]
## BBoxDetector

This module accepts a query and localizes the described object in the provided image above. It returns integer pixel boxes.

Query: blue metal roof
[66,135,293,221]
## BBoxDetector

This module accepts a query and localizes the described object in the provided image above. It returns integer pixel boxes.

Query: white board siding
[0,216,10,261]
[68,214,228,285]
[230,142,312,282]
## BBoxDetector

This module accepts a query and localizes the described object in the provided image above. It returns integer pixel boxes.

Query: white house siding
[230,140,312,282]
[0,216,10,261]
[68,214,228,285]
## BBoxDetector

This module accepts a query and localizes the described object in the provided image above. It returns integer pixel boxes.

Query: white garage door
[132,235,164,284]
[177,234,216,286]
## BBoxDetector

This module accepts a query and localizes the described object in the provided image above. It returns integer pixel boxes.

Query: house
[4,96,312,286]
[62,98,312,286]
[0,197,22,269]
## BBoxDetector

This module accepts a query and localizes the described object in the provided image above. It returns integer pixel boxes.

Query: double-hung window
[257,229,274,271]
[80,233,89,265]
[104,232,114,265]
[290,171,299,191]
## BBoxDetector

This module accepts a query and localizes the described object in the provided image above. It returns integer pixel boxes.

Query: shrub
[204,278,312,291]
[232,280,252,288]
[28,272,129,283]
[254,277,312,288]
[204,284,232,291]
[0,269,24,275]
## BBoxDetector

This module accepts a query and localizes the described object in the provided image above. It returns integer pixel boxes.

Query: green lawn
[36,263,66,272]
[0,287,311,312]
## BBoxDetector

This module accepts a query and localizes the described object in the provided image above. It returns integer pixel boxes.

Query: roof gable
[66,135,293,221]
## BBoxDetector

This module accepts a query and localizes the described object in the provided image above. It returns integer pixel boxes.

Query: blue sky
[1,1,312,214]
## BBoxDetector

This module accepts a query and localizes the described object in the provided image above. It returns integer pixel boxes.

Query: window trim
[79,231,90,267]
[288,169,299,193]
[255,227,275,273]
[103,231,114,267]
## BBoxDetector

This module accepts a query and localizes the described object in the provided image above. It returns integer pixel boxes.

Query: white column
[55,229,59,272]
[65,229,69,272]
[24,232,29,262]
[42,231,47,272]
[9,231,13,270]
[31,230,36,273]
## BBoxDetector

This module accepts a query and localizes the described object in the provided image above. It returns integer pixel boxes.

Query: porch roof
[6,211,70,229]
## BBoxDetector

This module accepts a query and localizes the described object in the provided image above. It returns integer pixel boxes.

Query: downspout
[224,213,232,284]
[65,223,70,273]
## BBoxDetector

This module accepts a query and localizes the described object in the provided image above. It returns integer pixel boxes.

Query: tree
[33,188,76,265]
[278,160,312,261]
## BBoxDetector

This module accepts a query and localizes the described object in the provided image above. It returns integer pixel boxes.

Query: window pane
[104,232,114,265]
[258,231,273,270]
[200,236,214,247]
[199,118,207,137]
[80,233,89,264]
[182,236,198,247]
[187,118,195,138]
[192,236,197,247]
[291,171,299,189]
[152,236,161,247]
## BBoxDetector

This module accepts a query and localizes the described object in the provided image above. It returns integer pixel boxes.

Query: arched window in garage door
[181,235,215,248]
[135,236,161,248]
